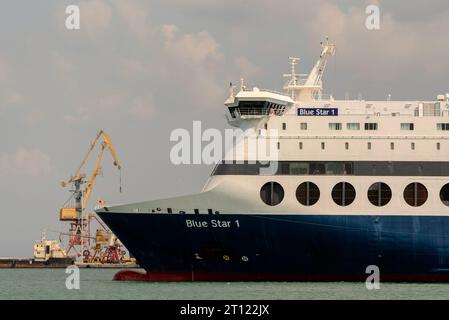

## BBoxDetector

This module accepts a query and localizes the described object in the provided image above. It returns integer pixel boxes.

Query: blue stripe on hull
[97,213,449,281]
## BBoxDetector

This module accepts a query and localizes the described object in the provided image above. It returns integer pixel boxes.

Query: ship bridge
[225,86,294,125]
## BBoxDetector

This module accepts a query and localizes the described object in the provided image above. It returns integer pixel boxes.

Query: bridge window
[260,182,284,206]
[347,123,360,130]
[403,182,428,207]
[329,123,342,130]
[332,182,356,206]
[437,123,449,131]
[296,182,320,206]
[401,123,414,130]
[364,123,378,130]
[368,182,392,207]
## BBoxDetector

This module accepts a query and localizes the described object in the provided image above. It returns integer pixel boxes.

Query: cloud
[162,25,223,64]
[234,56,261,79]
[63,91,126,124]
[0,56,9,84]
[160,24,225,107]
[129,96,157,119]
[1,91,22,105]
[51,51,74,80]
[23,110,46,127]
[113,0,151,40]
[0,148,52,177]
[79,0,113,37]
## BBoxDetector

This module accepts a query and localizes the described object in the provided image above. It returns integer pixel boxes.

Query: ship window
[194,209,199,214]
[321,142,325,150]
[368,182,392,207]
[332,182,356,206]
[208,209,213,214]
[329,123,342,130]
[367,142,372,150]
[344,162,353,174]
[167,208,172,213]
[326,162,342,174]
[260,182,284,206]
[390,142,394,150]
[296,182,320,206]
[310,162,325,175]
[290,162,309,174]
[440,184,449,206]
[345,142,349,150]
[282,123,286,130]
[264,123,268,130]
[347,123,360,130]
[411,142,415,150]
[277,142,280,150]
[401,123,414,130]
[403,182,428,207]
[300,123,308,130]
[437,142,441,150]
[364,123,378,130]
[299,142,303,150]
[437,123,449,131]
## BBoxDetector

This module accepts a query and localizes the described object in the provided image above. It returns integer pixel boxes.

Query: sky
[1,0,449,256]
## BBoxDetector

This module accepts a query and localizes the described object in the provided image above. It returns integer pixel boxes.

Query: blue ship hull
[97,212,449,281]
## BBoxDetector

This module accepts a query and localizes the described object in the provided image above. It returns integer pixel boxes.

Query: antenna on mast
[283,57,300,99]
[283,38,336,101]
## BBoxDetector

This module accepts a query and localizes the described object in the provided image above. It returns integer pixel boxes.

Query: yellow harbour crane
[60,130,121,221]
[59,130,123,260]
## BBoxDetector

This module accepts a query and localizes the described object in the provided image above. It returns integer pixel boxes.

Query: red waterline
[112,270,449,282]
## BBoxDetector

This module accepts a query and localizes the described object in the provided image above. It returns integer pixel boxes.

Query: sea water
[0,269,448,300]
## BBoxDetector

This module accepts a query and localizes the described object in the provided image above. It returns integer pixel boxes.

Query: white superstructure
[106,40,449,218]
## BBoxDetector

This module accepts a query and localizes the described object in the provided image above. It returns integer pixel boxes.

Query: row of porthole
[260,181,449,207]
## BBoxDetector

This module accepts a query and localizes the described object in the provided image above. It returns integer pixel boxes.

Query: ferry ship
[96,40,449,282]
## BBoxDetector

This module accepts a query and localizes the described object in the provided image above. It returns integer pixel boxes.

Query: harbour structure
[59,130,137,267]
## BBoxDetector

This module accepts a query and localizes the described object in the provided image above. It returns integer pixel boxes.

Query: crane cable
[119,168,122,193]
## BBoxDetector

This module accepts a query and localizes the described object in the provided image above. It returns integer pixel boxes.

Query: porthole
[332,182,356,206]
[440,183,449,206]
[403,182,427,207]
[368,182,392,207]
[260,182,284,206]
[296,182,320,206]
